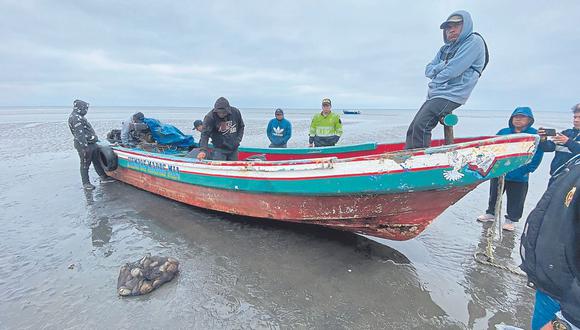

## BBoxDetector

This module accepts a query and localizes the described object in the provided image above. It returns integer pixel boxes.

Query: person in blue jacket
[538,103,580,177]
[477,107,544,231]
[405,10,487,149]
[266,108,292,148]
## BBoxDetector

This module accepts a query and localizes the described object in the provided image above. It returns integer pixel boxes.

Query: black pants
[485,178,529,222]
[212,148,239,161]
[75,143,106,184]
[405,98,461,149]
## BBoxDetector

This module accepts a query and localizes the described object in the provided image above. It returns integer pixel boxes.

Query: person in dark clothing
[476,107,544,231]
[193,119,204,133]
[67,99,113,190]
[267,108,292,148]
[405,10,487,149]
[120,112,146,146]
[520,155,580,330]
[538,103,580,177]
[197,97,245,161]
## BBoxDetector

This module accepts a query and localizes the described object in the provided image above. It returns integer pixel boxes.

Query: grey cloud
[0,1,579,110]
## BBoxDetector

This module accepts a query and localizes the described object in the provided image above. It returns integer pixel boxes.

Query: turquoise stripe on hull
[239,142,377,155]
[117,155,529,196]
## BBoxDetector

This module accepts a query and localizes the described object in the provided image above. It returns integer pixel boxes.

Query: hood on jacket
[442,10,474,44]
[509,106,535,130]
[212,97,232,114]
[73,99,89,116]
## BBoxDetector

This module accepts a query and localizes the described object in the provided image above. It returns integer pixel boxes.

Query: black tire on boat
[97,144,118,171]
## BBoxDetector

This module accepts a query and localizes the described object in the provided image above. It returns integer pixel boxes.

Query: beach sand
[0,106,570,329]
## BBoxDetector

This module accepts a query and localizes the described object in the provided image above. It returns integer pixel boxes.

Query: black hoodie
[199,97,245,152]
[520,156,580,327]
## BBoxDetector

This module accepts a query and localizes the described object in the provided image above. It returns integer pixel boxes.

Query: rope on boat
[474,175,526,277]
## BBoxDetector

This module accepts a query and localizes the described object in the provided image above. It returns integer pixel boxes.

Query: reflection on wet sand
[90,181,461,328]
[464,223,533,329]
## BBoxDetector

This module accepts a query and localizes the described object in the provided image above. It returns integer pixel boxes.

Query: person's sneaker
[99,176,115,184]
[476,213,495,222]
[502,219,516,232]
[83,183,96,190]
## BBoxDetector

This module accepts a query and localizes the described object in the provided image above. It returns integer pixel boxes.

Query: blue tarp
[143,118,196,148]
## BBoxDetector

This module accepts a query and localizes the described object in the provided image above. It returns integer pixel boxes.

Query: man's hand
[537,128,548,141]
[553,133,569,145]
[197,151,206,160]
[537,127,546,136]
[309,143,314,148]
[540,322,553,330]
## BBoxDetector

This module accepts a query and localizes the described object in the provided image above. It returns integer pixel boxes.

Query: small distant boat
[101,134,539,241]
[343,110,361,115]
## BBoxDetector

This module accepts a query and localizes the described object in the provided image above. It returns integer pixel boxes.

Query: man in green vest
[309,98,343,147]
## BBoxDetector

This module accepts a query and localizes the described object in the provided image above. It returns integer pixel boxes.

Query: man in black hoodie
[67,99,113,190]
[520,156,580,329]
[197,97,245,161]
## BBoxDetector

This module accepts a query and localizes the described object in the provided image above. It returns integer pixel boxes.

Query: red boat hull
[109,167,478,241]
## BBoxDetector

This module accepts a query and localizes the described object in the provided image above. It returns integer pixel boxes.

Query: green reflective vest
[309,112,343,137]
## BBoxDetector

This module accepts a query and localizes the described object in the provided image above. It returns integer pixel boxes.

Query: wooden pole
[444,125,454,145]
[440,114,458,145]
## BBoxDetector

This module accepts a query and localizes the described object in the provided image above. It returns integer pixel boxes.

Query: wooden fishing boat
[104,134,539,241]
[343,110,361,114]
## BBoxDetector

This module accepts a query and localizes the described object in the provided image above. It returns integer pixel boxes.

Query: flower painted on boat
[443,170,464,181]
[444,151,466,181]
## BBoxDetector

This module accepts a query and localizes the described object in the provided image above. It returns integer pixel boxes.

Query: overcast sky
[1,1,579,110]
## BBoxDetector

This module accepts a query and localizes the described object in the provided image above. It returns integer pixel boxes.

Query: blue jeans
[532,290,560,330]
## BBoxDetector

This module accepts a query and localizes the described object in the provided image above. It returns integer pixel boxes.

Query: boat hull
[106,134,539,241]
[108,166,477,240]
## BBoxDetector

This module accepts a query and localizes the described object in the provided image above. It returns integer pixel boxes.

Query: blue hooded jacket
[266,117,292,146]
[497,107,544,182]
[425,10,486,105]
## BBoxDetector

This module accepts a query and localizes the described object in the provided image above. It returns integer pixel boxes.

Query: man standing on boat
[197,97,245,161]
[67,99,114,190]
[309,98,343,147]
[405,10,487,149]
[267,108,292,148]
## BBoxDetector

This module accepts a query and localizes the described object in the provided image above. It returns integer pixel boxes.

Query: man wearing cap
[309,98,343,147]
[405,10,487,150]
[193,119,204,133]
[267,108,292,148]
[197,97,245,161]
[67,99,113,190]
[121,112,146,146]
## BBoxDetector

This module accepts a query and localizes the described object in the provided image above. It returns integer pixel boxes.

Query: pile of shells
[117,254,179,296]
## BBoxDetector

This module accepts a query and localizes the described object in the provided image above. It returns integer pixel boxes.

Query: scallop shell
[131,268,142,278]
[140,281,152,294]
[118,287,132,296]
[166,263,178,274]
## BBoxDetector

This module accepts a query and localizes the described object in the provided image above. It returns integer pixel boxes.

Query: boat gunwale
[112,134,538,169]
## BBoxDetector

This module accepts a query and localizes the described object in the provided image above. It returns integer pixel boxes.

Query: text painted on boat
[127,156,180,179]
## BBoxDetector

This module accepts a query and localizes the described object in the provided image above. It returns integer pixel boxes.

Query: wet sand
[0,106,568,329]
